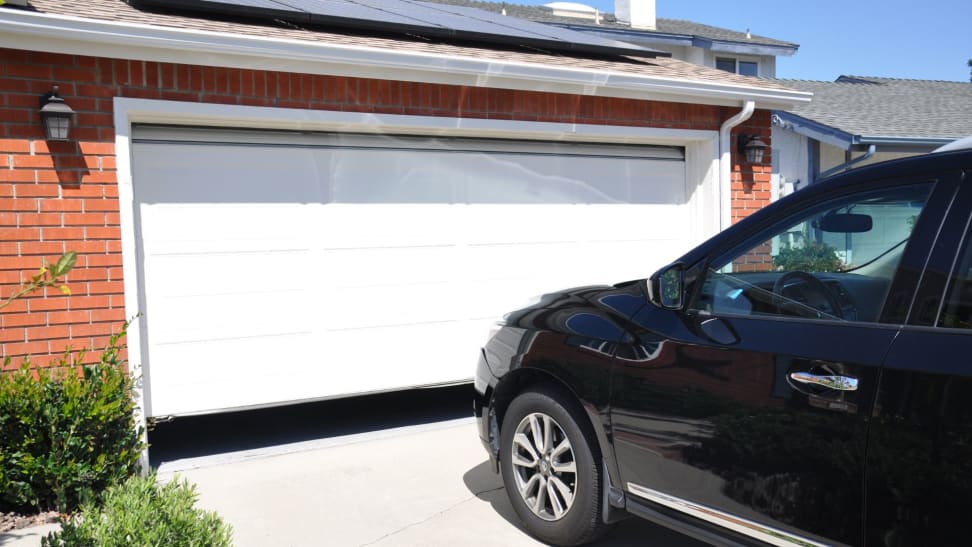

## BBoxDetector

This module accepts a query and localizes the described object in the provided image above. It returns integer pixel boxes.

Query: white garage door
[131,126,692,417]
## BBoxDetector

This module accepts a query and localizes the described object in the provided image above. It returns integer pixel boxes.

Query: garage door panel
[149,291,311,344]
[146,333,316,416]
[132,127,697,417]
[318,205,462,248]
[142,250,309,294]
[323,246,458,287]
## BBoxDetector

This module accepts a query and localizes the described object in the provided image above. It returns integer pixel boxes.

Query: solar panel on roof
[131,0,669,58]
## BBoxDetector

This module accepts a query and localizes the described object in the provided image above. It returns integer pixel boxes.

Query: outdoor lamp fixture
[39,85,75,141]
[737,133,769,164]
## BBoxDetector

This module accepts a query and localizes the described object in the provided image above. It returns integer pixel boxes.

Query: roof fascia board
[554,23,797,56]
[701,39,798,57]
[773,111,855,149]
[857,136,956,147]
[0,9,810,110]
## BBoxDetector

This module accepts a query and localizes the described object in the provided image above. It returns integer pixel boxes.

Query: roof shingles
[777,76,972,139]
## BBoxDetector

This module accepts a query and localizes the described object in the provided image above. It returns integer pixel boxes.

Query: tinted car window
[939,227,972,329]
[693,184,932,322]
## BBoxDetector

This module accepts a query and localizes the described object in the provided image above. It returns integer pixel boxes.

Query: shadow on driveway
[463,462,707,546]
[148,383,474,467]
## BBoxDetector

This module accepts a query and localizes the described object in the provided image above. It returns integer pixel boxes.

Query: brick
[70,240,107,254]
[0,169,37,182]
[78,142,114,155]
[72,323,113,338]
[66,295,111,309]
[48,310,90,325]
[63,213,106,226]
[11,155,55,169]
[16,213,62,226]
[87,281,124,294]
[2,340,51,357]
[90,308,125,322]
[27,297,70,312]
[81,199,119,212]
[0,197,38,211]
[0,227,40,241]
[26,325,71,340]
[19,241,65,255]
[1,312,47,328]
[63,267,109,282]
[85,226,121,239]
[40,199,83,212]
[41,226,85,240]
[14,183,60,198]
[0,327,25,343]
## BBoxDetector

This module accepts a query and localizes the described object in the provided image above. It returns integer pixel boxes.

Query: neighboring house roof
[423,0,799,56]
[0,0,810,110]
[774,76,972,149]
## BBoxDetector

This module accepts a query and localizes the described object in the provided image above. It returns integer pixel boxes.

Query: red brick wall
[731,112,773,224]
[0,47,771,369]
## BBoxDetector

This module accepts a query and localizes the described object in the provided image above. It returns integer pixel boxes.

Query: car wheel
[499,387,609,546]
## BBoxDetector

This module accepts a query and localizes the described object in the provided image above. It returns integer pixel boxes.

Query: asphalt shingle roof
[776,76,972,140]
[423,0,798,49]
[15,0,799,95]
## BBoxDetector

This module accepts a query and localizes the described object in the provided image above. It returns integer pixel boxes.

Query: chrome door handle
[789,372,858,391]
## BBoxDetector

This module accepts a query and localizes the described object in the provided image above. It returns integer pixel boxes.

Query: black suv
[474,147,972,546]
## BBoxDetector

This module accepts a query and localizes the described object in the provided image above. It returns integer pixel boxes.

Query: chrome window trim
[626,483,830,547]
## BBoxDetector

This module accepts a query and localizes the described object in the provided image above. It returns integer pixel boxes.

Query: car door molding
[626,483,830,547]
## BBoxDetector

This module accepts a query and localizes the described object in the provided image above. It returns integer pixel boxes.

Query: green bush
[43,471,233,547]
[0,324,144,514]
[773,241,843,272]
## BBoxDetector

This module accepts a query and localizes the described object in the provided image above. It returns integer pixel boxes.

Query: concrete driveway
[150,387,705,547]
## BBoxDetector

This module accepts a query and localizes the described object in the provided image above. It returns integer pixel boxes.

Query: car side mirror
[648,263,684,310]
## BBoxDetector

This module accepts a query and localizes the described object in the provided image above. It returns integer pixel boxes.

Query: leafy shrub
[0,324,144,514]
[773,242,843,272]
[43,471,233,547]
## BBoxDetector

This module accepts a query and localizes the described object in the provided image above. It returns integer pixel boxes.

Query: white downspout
[719,100,755,230]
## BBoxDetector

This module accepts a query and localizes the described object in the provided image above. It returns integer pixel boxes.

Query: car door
[610,175,956,546]
[865,171,972,547]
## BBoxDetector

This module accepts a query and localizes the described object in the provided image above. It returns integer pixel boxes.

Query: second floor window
[716,57,759,77]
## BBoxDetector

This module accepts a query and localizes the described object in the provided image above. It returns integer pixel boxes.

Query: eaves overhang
[774,111,955,152]
[0,9,812,111]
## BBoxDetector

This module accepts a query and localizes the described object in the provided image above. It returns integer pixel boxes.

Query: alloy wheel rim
[510,412,577,521]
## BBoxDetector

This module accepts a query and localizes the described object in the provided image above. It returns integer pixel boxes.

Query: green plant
[0,323,144,513]
[43,471,233,547]
[773,242,843,272]
[0,251,76,310]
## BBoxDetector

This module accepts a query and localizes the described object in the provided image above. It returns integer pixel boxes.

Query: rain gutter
[719,101,756,230]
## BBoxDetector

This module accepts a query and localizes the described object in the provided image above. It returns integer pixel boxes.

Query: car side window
[692,184,932,322]
[938,229,972,329]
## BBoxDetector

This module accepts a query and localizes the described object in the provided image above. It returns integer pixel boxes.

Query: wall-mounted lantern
[39,85,75,141]
[737,133,769,165]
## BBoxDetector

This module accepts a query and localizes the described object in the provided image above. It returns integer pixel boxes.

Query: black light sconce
[737,133,768,164]
[39,85,75,141]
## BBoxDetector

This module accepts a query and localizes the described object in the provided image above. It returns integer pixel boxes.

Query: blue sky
[511,0,972,82]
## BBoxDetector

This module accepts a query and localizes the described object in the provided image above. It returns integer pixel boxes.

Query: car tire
[499,386,609,546]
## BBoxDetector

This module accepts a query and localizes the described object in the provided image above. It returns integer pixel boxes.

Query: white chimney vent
[614,0,657,30]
